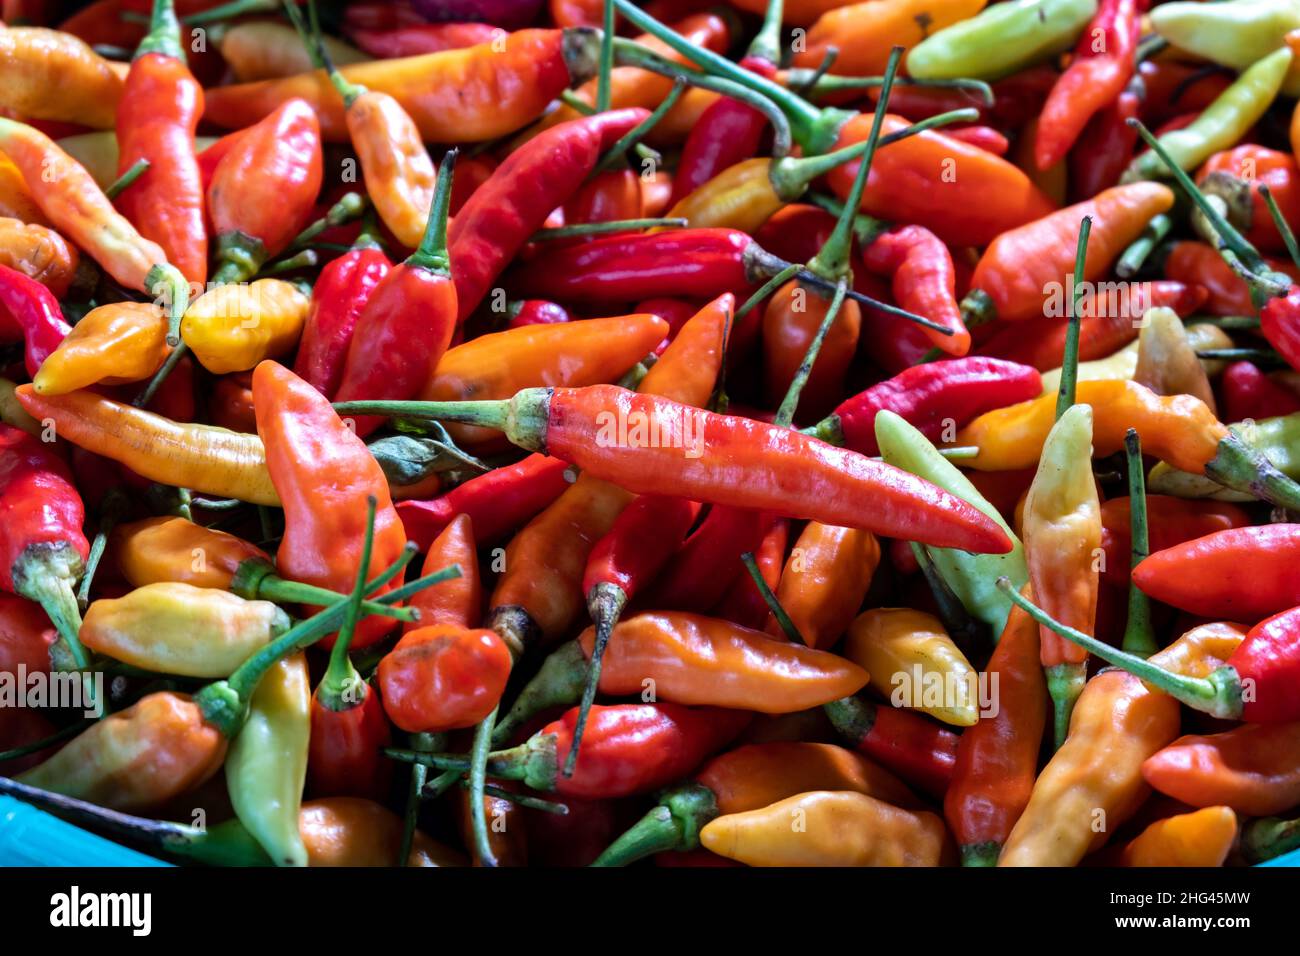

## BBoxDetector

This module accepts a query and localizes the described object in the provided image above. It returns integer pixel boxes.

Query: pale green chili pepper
[1151,0,1300,96]
[1148,411,1300,500]
[1123,47,1293,182]
[906,0,1098,82]
[874,410,1027,638]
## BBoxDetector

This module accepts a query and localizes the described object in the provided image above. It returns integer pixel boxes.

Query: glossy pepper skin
[1099,497,1249,589]
[404,514,481,633]
[333,151,457,438]
[1262,287,1300,373]
[111,516,270,590]
[967,183,1175,322]
[293,231,392,399]
[1142,722,1300,817]
[863,224,969,355]
[15,386,279,506]
[944,596,1046,866]
[794,0,987,76]
[18,691,227,812]
[301,797,466,867]
[33,302,166,395]
[575,611,869,713]
[395,454,571,549]
[0,24,124,128]
[807,357,1043,455]
[825,694,960,797]
[181,279,310,375]
[448,108,648,323]
[348,22,499,58]
[203,28,591,145]
[1118,807,1238,868]
[701,790,952,867]
[0,264,72,378]
[1068,84,1141,202]
[114,0,206,286]
[0,221,78,300]
[999,623,1242,866]
[826,113,1055,247]
[772,522,879,651]
[207,98,323,284]
[253,361,406,650]
[1132,524,1300,621]
[307,680,393,802]
[0,424,88,658]
[1222,362,1300,423]
[1200,146,1300,255]
[80,582,288,678]
[1034,0,1139,170]
[493,702,751,798]
[762,279,863,423]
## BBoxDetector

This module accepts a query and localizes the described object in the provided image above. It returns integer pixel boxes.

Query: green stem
[747,0,784,66]
[76,490,128,608]
[532,217,687,240]
[1259,183,1300,272]
[736,262,800,320]
[594,75,685,173]
[283,0,365,106]
[256,249,317,277]
[144,263,189,347]
[15,549,89,671]
[104,158,149,200]
[1115,213,1172,279]
[1195,348,1284,364]
[740,551,804,644]
[611,39,795,159]
[490,641,587,747]
[317,497,377,711]
[808,45,903,283]
[398,732,441,865]
[564,585,627,778]
[1121,429,1158,658]
[287,192,367,252]
[774,278,847,427]
[794,73,994,106]
[911,542,988,656]
[470,780,569,815]
[135,0,183,61]
[468,706,500,867]
[590,783,717,866]
[597,0,614,113]
[1056,215,1091,420]
[407,150,457,274]
[231,557,420,623]
[996,577,1242,719]
[183,0,279,26]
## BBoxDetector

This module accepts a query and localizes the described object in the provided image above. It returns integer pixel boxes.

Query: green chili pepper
[224,652,311,867]
[1148,411,1300,500]
[906,0,1098,82]
[874,410,1028,638]
[1152,0,1300,97]
[1123,47,1293,183]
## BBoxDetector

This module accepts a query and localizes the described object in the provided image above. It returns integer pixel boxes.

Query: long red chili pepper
[292,219,392,399]
[448,108,649,323]
[332,151,457,438]
[114,0,206,287]
[0,264,70,378]
[862,224,969,356]
[336,384,1015,553]
[1068,82,1141,202]
[825,695,959,799]
[804,358,1043,456]
[0,424,90,668]
[395,454,573,550]
[641,505,767,614]
[1034,0,1140,170]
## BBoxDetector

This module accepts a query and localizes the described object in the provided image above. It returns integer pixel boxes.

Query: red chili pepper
[0,593,55,681]
[752,203,837,267]
[348,22,500,58]
[1200,146,1300,256]
[307,681,393,800]
[563,168,645,228]
[293,223,392,399]
[1068,85,1141,202]
[486,702,752,798]
[333,152,457,438]
[977,280,1207,371]
[944,125,1009,157]
[207,97,323,284]
[862,225,970,356]
[0,424,89,666]
[1099,496,1251,589]
[1035,0,1139,170]
[805,357,1043,455]
[448,154,495,216]
[1262,286,1300,372]
[1133,524,1300,622]
[634,297,695,351]
[712,514,788,631]
[508,299,573,329]
[0,264,70,378]
[448,108,649,323]
[670,56,777,206]
[856,272,931,374]
[114,0,206,287]
[394,454,573,550]
[1220,361,1300,422]
[986,63,1061,129]
[826,695,959,798]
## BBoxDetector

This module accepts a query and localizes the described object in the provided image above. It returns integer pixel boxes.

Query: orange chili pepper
[762,278,862,422]
[32,302,167,395]
[0,217,79,297]
[770,522,880,650]
[0,25,125,128]
[300,797,466,866]
[1143,721,1300,817]
[111,516,269,591]
[792,0,988,77]
[0,155,46,224]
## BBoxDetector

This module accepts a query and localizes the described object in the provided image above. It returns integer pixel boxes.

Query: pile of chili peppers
[4,0,1300,870]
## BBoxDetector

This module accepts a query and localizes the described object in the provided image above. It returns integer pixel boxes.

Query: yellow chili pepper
[14,385,280,506]
[181,278,310,375]
[999,622,1245,866]
[112,516,270,591]
[844,607,979,726]
[1037,322,1232,394]
[0,216,80,297]
[700,790,953,866]
[0,154,46,224]
[33,302,168,395]
[954,379,1228,473]
[0,26,125,129]
[225,652,311,867]
[81,582,289,678]
[1023,403,1099,748]
[1133,306,1217,414]
[665,158,786,234]
[1118,806,1238,867]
